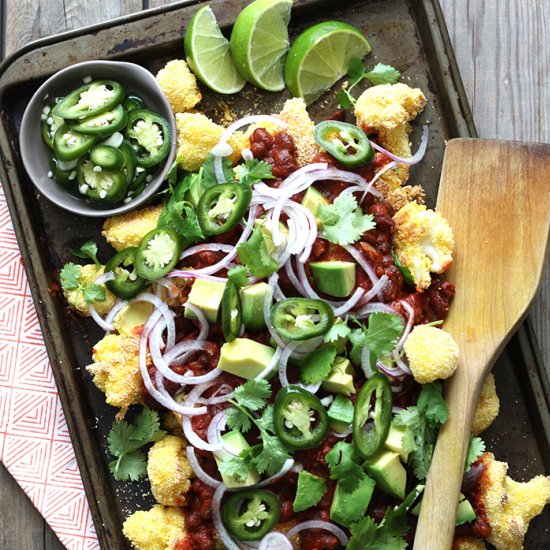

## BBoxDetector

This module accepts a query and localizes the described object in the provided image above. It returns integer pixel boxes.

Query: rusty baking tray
[1,0,549,548]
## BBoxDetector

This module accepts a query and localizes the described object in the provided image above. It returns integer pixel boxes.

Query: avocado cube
[218,338,276,379]
[301,186,330,228]
[113,301,153,335]
[240,283,270,330]
[322,357,355,396]
[327,395,354,433]
[330,475,376,526]
[310,261,356,298]
[364,450,407,499]
[254,218,288,255]
[214,430,259,488]
[184,279,226,324]
[384,422,409,463]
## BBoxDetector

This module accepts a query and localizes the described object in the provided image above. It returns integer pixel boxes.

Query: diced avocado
[218,338,276,379]
[412,493,476,526]
[364,450,407,499]
[293,470,327,512]
[301,186,329,228]
[328,395,354,433]
[184,279,226,324]
[113,301,153,334]
[214,430,259,488]
[240,283,269,330]
[254,218,288,255]
[330,475,376,526]
[310,261,356,298]
[322,357,355,396]
[384,422,409,463]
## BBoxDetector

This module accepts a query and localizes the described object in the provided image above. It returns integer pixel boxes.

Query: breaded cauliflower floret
[148,435,193,506]
[87,331,143,414]
[479,452,550,550]
[64,264,116,317]
[103,203,163,252]
[392,201,454,291]
[472,374,500,435]
[452,537,486,550]
[355,83,426,131]
[123,505,186,550]
[375,123,413,194]
[156,59,201,114]
[175,112,245,171]
[277,98,322,166]
[403,325,459,384]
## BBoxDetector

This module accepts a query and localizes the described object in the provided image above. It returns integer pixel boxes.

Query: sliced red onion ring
[263,281,286,349]
[376,360,406,379]
[168,270,227,283]
[356,301,396,318]
[332,288,365,316]
[360,275,389,305]
[286,520,349,546]
[182,414,222,451]
[242,147,254,161]
[212,483,240,550]
[135,292,175,349]
[208,410,230,450]
[361,345,375,379]
[392,353,412,376]
[395,299,415,352]
[180,242,234,261]
[332,425,353,438]
[196,383,234,405]
[186,446,221,488]
[256,346,282,380]
[278,343,297,387]
[104,298,128,326]
[342,245,381,299]
[88,272,116,331]
[258,532,293,550]
[184,303,209,341]
[370,124,429,166]
[339,161,396,200]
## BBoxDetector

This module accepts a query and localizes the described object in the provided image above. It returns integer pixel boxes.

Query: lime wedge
[229,0,292,92]
[284,21,371,105]
[184,5,246,94]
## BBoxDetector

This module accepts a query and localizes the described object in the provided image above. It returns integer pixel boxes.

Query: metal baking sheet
[0,0,548,547]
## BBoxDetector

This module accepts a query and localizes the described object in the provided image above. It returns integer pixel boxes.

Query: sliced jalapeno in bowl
[135,227,181,281]
[53,124,96,161]
[123,94,146,112]
[221,281,242,342]
[126,109,171,168]
[69,104,128,137]
[48,157,74,188]
[274,385,329,450]
[197,183,252,235]
[119,140,138,186]
[353,373,392,459]
[77,158,128,204]
[105,247,146,299]
[90,145,126,170]
[270,298,334,341]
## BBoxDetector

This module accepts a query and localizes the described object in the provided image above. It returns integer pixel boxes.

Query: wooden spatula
[413,139,550,550]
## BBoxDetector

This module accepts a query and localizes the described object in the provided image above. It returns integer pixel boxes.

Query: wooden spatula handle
[413,360,483,550]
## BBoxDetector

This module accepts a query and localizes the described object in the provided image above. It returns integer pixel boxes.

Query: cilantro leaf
[226,406,252,433]
[235,159,274,187]
[129,407,166,447]
[218,453,253,482]
[252,431,291,476]
[256,404,275,434]
[237,225,278,278]
[60,263,82,290]
[300,344,337,384]
[324,321,352,343]
[234,379,271,411]
[336,89,355,110]
[109,451,148,482]
[82,283,106,304]
[293,470,327,512]
[417,382,448,425]
[348,516,378,550]
[72,241,100,269]
[347,58,369,86]
[164,156,184,190]
[349,324,368,366]
[365,63,401,85]
[364,313,404,357]
[227,265,249,288]
[318,194,376,245]
[202,153,234,190]
[325,441,366,493]
[465,436,486,472]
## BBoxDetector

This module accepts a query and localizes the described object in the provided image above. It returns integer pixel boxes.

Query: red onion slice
[212,483,240,550]
[88,272,116,331]
[186,446,221,488]
[258,532,293,550]
[332,288,365,316]
[182,414,222,452]
[360,274,389,305]
[135,292,176,349]
[361,345,375,379]
[180,242,234,261]
[104,298,128,327]
[286,520,349,546]
[395,299,415,352]
[278,344,296,387]
[342,245,381,298]
[376,360,406,379]
[256,346,282,380]
[356,301,396,318]
[370,124,429,166]
[168,270,228,283]
[263,281,286,349]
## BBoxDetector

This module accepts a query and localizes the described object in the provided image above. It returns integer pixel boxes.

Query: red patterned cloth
[0,183,99,549]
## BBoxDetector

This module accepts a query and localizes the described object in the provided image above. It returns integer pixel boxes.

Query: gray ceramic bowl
[20,60,177,217]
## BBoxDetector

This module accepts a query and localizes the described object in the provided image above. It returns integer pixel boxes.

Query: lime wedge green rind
[184,5,246,95]
[229,0,293,92]
[284,21,371,105]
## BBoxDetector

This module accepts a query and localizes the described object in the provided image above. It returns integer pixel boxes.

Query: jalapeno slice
[314,121,374,168]
[222,490,281,541]
[105,247,146,299]
[53,79,125,120]
[123,94,145,112]
[353,373,392,459]
[119,140,138,186]
[134,227,181,281]
[221,281,242,342]
[48,157,74,188]
[53,124,96,161]
[41,111,63,150]
[90,145,125,170]
[77,158,128,204]
[69,104,128,137]
[274,385,329,450]
[197,183,252,235]
[126,109,171,168]
[270,298,334,341]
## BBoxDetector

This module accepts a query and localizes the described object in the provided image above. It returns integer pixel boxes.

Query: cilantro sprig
[325,441,367,493]
[235,159,275,187]
[60,262,106,304]
[107,408,166,481]
[72,241,101,269]
[336,59,401,109]
[300,343,337,384]
[237,224,278,278]
[465,436,486,472]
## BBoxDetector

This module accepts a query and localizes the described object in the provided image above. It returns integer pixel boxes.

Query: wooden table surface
[1,0,549,548]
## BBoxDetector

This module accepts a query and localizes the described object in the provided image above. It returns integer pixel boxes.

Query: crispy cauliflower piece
[453,537,486,550]
[392,201,454,291]
[479,452,550,550]
[156,59,202,114]
[148,435,193,506]
[375,123,413,194]
[123,504,186,550]
[355,83,426,131]
[103,204,163,252]
[403,325,459,384]
[87,331,143,414]
[175,112,245,171]
[472,374,500,435]
[64,264,116,316]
